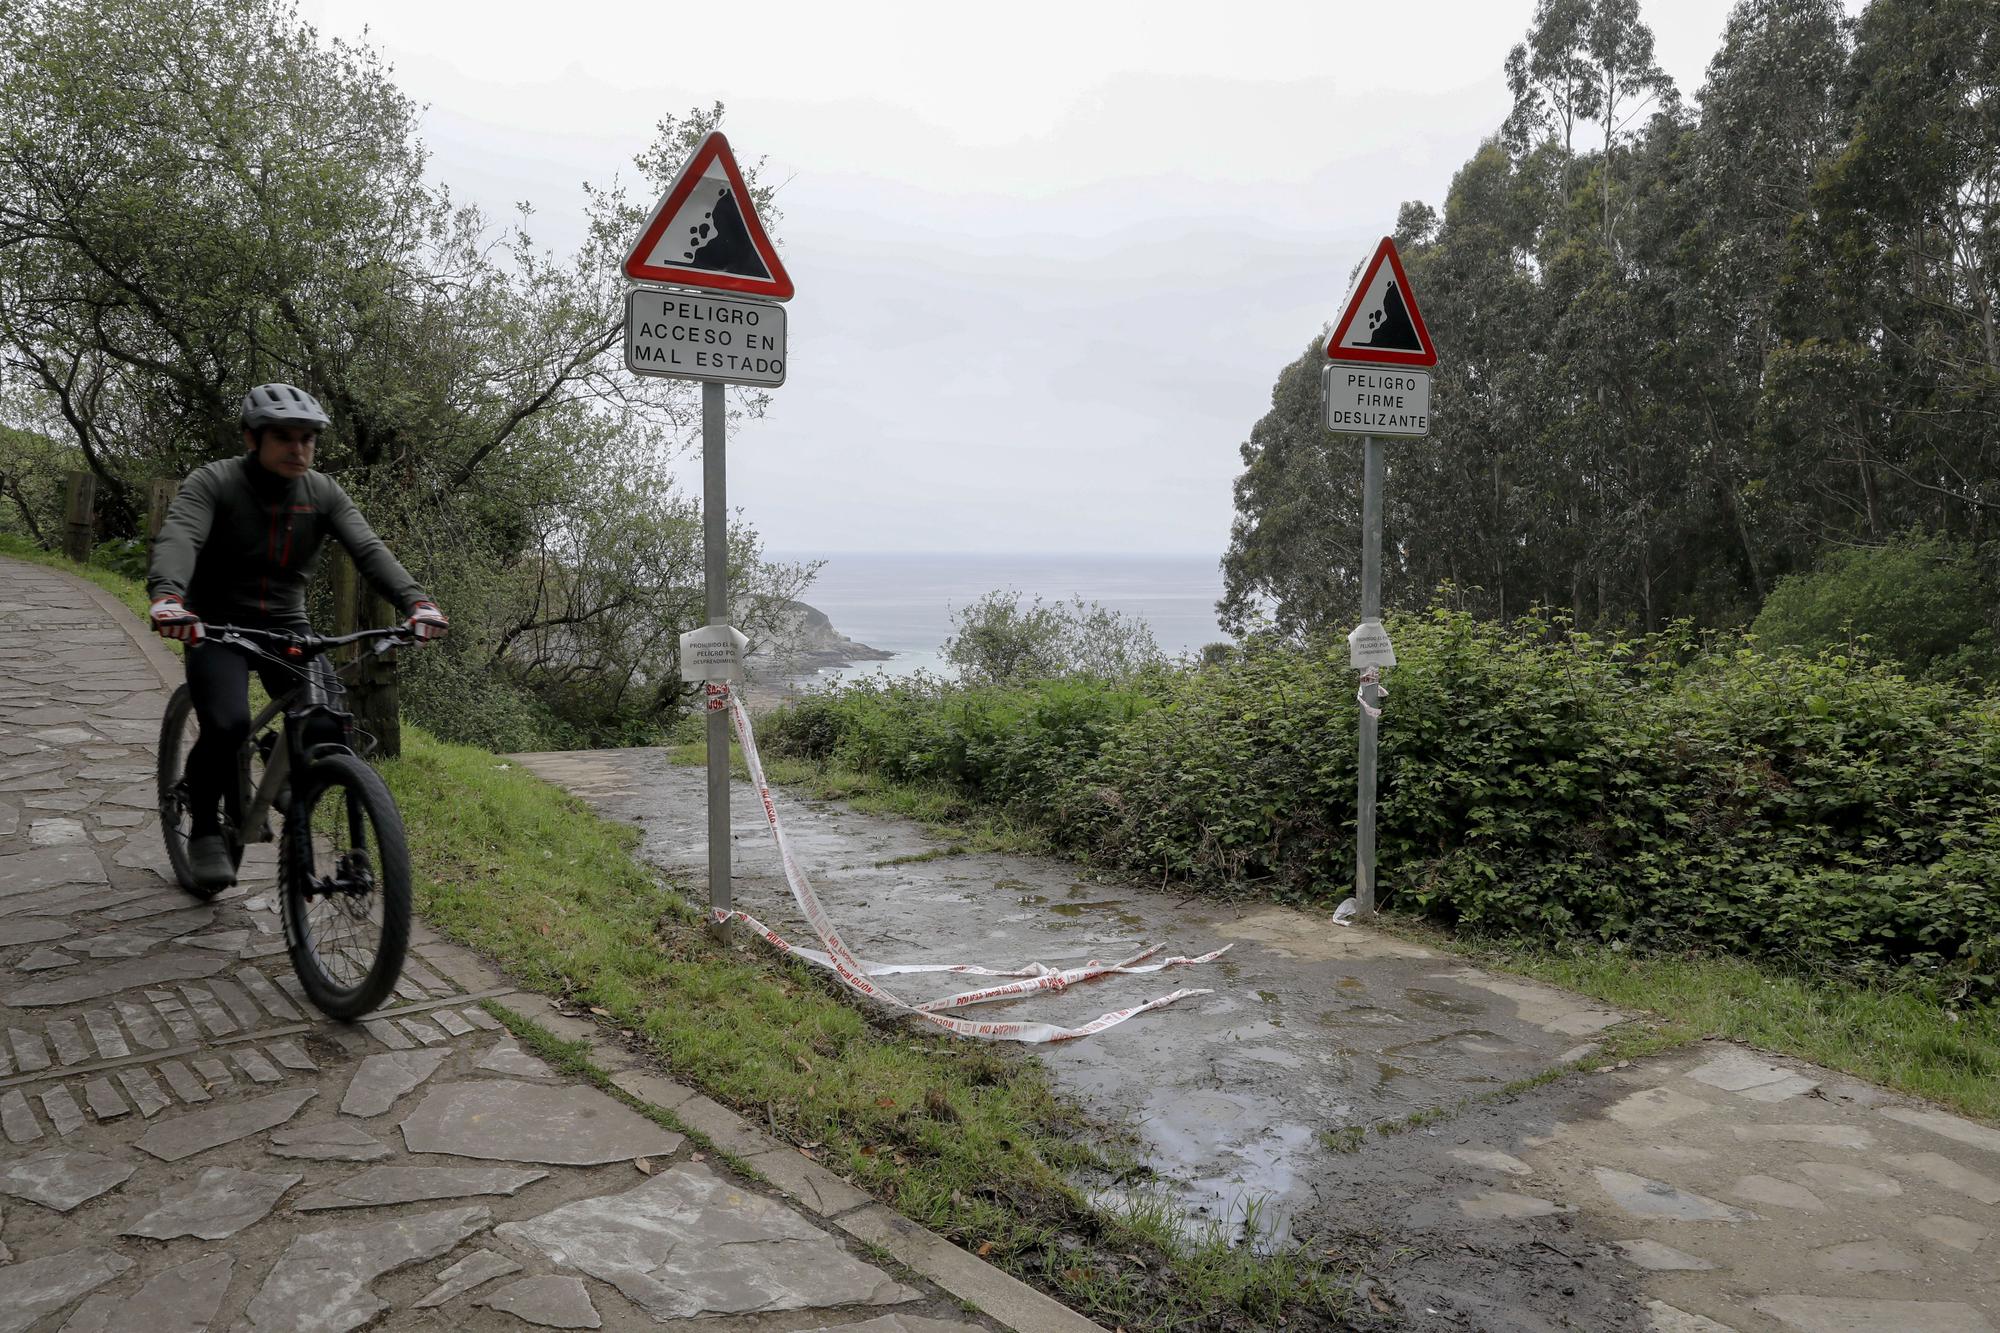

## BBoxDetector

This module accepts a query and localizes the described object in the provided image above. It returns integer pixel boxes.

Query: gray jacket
[147,456,426,626]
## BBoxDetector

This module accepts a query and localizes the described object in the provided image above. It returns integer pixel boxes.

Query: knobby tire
[281,753,411,1020]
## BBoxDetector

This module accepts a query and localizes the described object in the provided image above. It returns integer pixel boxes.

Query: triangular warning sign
[1326,237,1436,367]
[624,132,794,301]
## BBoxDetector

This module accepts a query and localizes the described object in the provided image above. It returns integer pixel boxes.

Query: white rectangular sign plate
[1323,364,1430,437]
[626,288,787,387]
[1347,619,1397,669]
[679,623,750,683]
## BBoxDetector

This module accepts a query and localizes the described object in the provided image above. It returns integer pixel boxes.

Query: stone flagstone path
[0,557,1043,1332]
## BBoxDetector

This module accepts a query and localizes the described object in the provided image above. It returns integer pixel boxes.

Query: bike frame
[208,626,407,846]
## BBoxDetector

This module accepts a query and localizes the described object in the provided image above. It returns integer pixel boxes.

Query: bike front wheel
[281,753,411,1019]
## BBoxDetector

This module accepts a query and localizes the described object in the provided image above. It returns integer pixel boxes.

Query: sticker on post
[680,624,749,682]
[1348,620,1396,669]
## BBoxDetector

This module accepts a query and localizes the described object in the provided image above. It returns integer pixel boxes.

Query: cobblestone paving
[0,559,1004,1332]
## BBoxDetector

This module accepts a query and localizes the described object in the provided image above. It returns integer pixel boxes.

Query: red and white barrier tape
[713,685,1226,1043]
[1357,666,1386,720]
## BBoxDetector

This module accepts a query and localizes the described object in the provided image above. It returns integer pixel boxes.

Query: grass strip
[385,731,1358,1331]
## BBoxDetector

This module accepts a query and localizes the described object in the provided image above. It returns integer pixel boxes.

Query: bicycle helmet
[240,383,331,431]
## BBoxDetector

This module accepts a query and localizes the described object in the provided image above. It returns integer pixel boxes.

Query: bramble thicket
[765,611,2000,997]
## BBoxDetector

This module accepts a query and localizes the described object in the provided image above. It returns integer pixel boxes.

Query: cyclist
[145,383,447,891]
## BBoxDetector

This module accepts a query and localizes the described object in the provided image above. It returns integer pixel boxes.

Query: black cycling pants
[182,639,314,837]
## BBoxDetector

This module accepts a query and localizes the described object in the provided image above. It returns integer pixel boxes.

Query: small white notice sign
[679,623,750,682]
[1347,620,1396,669]
[627,288,787,387]
[1323,364,1431,437]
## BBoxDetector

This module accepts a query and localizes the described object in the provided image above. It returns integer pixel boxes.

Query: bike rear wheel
[281,753,410,1019]
[157,685,234,898]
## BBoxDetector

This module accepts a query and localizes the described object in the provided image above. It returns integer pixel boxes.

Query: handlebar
[207,623,413,664]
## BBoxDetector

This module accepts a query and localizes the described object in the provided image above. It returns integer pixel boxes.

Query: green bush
[89,537,149,582]
[1752,532,1999,684]
[762,612,2000,995]
[763,674,1157,813]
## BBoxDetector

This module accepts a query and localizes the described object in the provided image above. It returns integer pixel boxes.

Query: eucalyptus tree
[1767,0,1999,551]
[1223,0,1993,643]
[1685,0,1851,590]
[1218,331,1360,639]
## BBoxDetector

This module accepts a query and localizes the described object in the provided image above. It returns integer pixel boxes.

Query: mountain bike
[157,624,413,1020]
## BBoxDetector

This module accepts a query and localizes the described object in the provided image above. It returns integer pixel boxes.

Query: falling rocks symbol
[621,130,792,299]
[1361,282,1421,352]
[683,188,769,279]
[1327,235,1437,368]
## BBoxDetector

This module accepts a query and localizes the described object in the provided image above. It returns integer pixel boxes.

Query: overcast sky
[300,1,1821,558]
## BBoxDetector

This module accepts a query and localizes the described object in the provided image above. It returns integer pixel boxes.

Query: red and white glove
[405,600,448,644]
[148,595,204,644]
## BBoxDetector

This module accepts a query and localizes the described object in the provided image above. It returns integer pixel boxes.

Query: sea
[768,550,1228,688]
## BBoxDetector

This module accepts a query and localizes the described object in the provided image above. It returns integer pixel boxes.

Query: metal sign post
[1355,435,1384,917]
[1323,235,1439,923]
[703,381,731,932]
[622,131,795,938]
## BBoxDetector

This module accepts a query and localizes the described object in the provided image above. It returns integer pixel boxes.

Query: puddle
[1047,900,1125,917]
[1404,986,1488,1015]
[1383,1028,1513,1059]
[1120,1086,1318,1250]
[1043,900,1148,932]
[1233,1046,1306,1070]
[1320,1003,1408,1027]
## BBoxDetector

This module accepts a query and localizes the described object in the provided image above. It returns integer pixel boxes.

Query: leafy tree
[1505,0,1603,211]
[943,591,1162,685]
[1680,0,1853,597]
[1751,532,2000,683]
[1767,0,1999,553]
[0,420,73,545]
[0,0,813,745]
[1217,334,1360,638]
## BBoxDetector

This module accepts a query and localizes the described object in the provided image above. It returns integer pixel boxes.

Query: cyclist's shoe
[189,835,237,891]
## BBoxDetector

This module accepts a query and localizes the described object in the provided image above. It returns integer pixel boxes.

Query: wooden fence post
[147,478,179,543]
[331,547,402,758]
[62,471,95,563]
